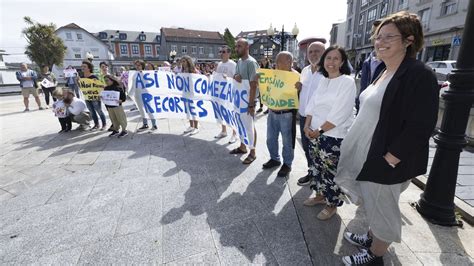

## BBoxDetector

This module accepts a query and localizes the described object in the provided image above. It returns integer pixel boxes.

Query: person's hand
[295,81,302,91]
[234,74,242,83]
[247,106,255,116]
[384,152,401,167]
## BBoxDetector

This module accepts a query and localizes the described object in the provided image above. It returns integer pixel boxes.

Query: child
[52,88,72,133]
[102,75,128,138]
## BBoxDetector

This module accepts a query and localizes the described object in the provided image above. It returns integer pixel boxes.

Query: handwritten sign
[258,69,300,110]
[64,69,77,78]
[128,71,255,146]
[41,78,55,88]
[101,91,120,106]
[79,78,105,101]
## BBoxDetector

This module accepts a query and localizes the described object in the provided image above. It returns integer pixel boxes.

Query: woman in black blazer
[336,11,439,265]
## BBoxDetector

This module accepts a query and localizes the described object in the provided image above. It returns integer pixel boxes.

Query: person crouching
[103,75,128,138]
[63,89,91,130]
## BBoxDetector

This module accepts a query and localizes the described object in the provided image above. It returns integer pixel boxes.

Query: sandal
[317,206,337,220]
[242,154,256,164]
[230,147,247,154]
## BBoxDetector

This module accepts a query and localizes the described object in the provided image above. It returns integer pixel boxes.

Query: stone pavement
[0,95,473,265]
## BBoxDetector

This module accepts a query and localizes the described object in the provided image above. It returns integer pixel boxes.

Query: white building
[54,23,114,77]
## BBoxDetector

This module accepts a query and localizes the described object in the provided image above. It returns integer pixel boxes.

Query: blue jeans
[299,115,311,168]
[266,110,294,167]
[86,100,106,126]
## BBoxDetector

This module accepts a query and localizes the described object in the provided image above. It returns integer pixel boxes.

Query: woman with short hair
[336,11,439,265]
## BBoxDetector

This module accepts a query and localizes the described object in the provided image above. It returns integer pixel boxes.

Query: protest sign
[258,69,300,110]
[64,69,77,78]
[53,101,67,118]
[41,78,55,88]
[128,71,255,146]
[101,90,120,106]
[79,78,105,101]
[158,67,171,72]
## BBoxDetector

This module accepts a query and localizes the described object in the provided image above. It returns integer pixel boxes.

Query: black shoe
[344,231,372,249]
[65,128,71,132]
[58,129,65,133]
[277,164,291,177]
[263,109,269,114]
[262,159,281,169]
[118,131,128,138]
[108,125,114,132]
[256,107,263,113]
[297,173,312,186]
[151,125,158,131]
[138,124,149,131]
[109,131,119,137]
[342,249,383,266]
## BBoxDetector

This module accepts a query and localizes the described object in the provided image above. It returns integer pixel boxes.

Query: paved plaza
[0,95,473,265]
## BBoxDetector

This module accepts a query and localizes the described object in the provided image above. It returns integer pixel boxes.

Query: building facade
[330,21,347,48]
[55,23,114,74]
[96,30,161,71]
[344,0,468,64]
[160,28,226,63]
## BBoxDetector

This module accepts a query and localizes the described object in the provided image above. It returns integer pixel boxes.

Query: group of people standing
[15,11,439,265]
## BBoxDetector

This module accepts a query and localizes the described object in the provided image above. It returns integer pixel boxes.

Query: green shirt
[236,56,259,81]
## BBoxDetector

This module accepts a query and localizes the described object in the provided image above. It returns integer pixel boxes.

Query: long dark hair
[105,74,121,88]
[317,45,351,77]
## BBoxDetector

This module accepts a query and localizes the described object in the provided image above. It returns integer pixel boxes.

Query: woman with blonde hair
[336,11,439,265]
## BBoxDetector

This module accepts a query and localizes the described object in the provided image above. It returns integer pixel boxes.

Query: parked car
[426,60,457,76]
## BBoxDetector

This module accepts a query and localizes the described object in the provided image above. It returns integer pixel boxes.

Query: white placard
[64,69,77,78]
[41,78,55,88]
[101,90,120,106]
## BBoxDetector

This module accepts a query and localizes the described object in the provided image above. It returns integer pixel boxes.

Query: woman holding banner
[81,61,108,131]
[303,45,356,220]
[181,56,200,135]
[133,60,158,131]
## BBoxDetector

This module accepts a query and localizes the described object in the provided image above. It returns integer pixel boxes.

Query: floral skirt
[309,135,345,207]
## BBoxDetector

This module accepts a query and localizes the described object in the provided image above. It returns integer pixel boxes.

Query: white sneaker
[228,134,238,143]
[214,132,227,139]
[184,126,194,133]
[190,128,200,135]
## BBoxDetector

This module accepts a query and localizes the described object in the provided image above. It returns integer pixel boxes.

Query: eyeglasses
[219,51,227,54]
[374,34,402,42]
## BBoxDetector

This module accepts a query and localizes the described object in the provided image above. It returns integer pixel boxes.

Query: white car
[426,60,457,76]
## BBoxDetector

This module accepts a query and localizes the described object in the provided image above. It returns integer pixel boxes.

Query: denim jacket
[16,70,38,88]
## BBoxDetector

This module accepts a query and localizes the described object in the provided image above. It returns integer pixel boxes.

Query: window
[99,32,107,39]
[361,0,368,6]
[131,44,139,55]
[199,47,204,54]
[76,33,83,40]
[209,47,214,55]
[171,45,177,52]
[72,47,81,59]
[253,48,258,55]
[348,1,353,15]
[191,46,197,54]
[260,38,267,43]
[145,45,152,56]
[399,0,408,10]
[66,32,72,40]
[438,63,447,68]
[359,13,365,26]
[380,1,389,17]
[119,33,127,40]
[139,34,146,41]
[346,35,351,48]
[347,18,352,32]
[120,44,128,55]
[90,48,99,59]
[418,8,431,29]
[367,8,377,22]
[156,35,161,43]
[441,1,457,16]
[181,46,187,54]
[156,45,160,56]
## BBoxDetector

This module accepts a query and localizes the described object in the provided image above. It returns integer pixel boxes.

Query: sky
[0,0,347,63]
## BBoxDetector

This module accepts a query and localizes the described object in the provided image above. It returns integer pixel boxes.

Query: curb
[412,175,474,225]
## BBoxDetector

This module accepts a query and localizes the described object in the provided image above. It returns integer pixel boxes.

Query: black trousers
[42,86,57,105]
[58,117,72,130]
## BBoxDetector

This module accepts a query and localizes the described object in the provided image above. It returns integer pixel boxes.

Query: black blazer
[356,57,439,185]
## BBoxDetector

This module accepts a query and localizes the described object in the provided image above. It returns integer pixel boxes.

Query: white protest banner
[41,78,55,88]
[63,69,77,78]
[158,67,171,72]
[128,71,255,147]
[101,91,120,106]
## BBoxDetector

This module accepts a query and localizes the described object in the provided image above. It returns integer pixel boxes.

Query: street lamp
[267,23,299,52]
[415,0,474,226]
[169,50,177,63]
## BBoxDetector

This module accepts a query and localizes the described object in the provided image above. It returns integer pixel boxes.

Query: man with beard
[295,42,326,187]
[64,89,91,130]
[229,38,259,164]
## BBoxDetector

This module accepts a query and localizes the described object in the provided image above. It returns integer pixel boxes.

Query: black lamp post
[416,1,474,226]
[267,23,299,52]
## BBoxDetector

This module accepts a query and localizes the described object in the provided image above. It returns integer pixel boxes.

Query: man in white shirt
[214,45,238,143]
[64,90,91,129]
[15,63,44,112]
[295,42,325,186]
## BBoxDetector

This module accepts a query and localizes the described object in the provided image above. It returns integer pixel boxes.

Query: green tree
[22,17,67,69]
[223,28,237,60]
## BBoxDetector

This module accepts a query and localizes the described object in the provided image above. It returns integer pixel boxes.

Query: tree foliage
[223,28,237,60]
[22,17,67,69]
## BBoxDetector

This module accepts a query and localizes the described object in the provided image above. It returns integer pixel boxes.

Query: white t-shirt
[298,65,323,117]
[305,75,356,139]
[216,60,236,77]
[21,71,35,88]
[67,98,88,116]
[53,100,67,118]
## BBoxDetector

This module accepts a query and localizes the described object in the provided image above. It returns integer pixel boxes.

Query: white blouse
[305,75,356,139]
